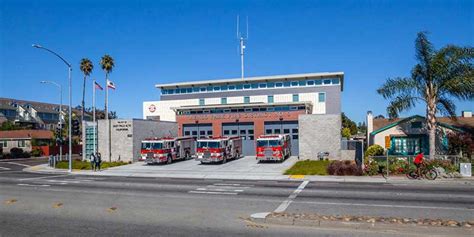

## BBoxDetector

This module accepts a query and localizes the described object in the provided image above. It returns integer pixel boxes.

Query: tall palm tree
[377,32,473,159]
[79,58,93,126]
[100,54,114,162]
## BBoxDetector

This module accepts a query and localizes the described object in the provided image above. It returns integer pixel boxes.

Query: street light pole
[40,80,63,166]
[33,44,73,173]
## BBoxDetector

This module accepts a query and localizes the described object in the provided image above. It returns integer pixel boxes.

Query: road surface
[1,160,473,236]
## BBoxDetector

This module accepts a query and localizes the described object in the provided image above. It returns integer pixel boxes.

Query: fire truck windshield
[141,142,163,149]
[197,141,220,148]
[257,139,280,147]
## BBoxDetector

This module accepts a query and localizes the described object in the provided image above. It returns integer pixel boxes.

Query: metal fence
[341,140,364,165]
[366,154,466,178]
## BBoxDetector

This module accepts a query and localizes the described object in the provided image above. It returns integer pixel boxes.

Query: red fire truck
[140,137,195,165]
[256,134,291,162]
[195,136,242,164]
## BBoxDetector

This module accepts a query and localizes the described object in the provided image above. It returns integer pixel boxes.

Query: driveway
[99,156,299,180]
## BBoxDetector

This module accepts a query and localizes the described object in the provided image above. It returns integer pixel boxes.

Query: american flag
[107,80,116,90]
[94,81,103,90]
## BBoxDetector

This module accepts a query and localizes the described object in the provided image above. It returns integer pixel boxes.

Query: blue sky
[0,0,472,123]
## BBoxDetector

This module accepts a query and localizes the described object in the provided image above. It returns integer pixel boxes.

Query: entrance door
[264,121,299,156]
[183,124,213,139]
[222,122,255,156]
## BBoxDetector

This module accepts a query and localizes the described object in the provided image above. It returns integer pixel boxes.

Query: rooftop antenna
[237,15,248,80]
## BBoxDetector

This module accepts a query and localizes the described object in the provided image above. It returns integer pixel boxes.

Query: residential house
[0,129,53,153]
[366,111,473,156]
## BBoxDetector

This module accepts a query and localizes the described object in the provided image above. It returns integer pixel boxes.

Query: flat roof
[172,101,312,111]
[155,72,344,89]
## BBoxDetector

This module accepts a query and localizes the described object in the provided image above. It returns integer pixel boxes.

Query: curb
[250,215,474,235]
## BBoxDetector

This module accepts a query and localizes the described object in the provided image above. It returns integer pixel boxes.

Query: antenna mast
[237,15,248,80]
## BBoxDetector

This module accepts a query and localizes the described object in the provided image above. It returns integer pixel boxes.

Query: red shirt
[414,153,424,164]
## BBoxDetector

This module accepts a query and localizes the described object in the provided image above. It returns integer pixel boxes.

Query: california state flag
[107,79,116,90]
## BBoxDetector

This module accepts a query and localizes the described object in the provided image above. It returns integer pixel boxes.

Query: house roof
[155,72,345,91]
[0,130,53,139]
[371,115,474,135]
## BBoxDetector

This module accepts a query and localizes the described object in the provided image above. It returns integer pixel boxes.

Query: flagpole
[93,79,96,156]
[105,78,110,162]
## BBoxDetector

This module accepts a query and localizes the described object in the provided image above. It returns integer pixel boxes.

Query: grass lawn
[55,160,129,170]
[284,160,330,175]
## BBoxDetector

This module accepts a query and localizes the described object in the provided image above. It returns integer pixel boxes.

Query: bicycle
[364,163,388,179]
[406,162,438,180]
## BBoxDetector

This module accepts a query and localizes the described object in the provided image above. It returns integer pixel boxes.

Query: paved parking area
[99,156,299,180]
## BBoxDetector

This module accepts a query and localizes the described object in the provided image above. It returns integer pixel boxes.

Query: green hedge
[55,160,129,170]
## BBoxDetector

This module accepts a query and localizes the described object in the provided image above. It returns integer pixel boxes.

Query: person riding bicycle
[414,152,424,178]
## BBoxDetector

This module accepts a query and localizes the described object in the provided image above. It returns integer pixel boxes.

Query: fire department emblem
[148,104,156,113]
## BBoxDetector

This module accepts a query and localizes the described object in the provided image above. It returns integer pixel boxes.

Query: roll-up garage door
[264,121,299,156]
[183,124,213,139]
[222,122,255,156]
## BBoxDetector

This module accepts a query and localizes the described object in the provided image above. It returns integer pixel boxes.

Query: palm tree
[377,32,473,159]
[79,58,93,126]
[100,54,114,162]
[99,54,114,117]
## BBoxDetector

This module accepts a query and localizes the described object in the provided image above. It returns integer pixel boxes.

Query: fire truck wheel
[167,155,172,164]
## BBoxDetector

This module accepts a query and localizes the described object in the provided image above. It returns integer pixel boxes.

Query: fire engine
[256,134,291,162]
[195,136,242,164]
[140,137,195,165]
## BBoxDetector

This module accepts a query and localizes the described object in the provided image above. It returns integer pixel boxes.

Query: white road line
[0,167,11,170]
[274,180,309,213]
[196,188,244,192]
[19,174,69,181]
[213,183,254,187]
[18,183,51,187]
[292,201,474,211]
[188,191,238,195]
[6,162,31,167]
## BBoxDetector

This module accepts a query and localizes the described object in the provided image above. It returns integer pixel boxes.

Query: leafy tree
[377,32,473,159]
[341,127,351,139]
[80,58,93,126]
[0,121,20,131]
[358,122,367,134]
[448,133,473,159]
[342,113,358,135]
[374,114,386,119]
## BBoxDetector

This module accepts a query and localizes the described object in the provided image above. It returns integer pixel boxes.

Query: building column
[212,121,222,137]
[253,120,265,139]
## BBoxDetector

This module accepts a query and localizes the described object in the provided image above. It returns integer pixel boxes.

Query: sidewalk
[24,163,474,184]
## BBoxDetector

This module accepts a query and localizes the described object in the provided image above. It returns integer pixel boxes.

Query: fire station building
[143,72,343,158]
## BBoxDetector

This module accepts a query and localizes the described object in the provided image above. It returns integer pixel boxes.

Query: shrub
[327,160,362,176]
[365,145,385,158]
[9,147,30,158]
[31,148,43,157]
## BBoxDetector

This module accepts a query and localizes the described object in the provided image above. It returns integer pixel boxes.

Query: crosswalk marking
[0,167,11,170]
[189,183,251,195]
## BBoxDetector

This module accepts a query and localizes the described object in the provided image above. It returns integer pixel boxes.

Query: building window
[251,83,258,89]
[265,129,272,134]
[323,79,331,85]
[0,140,6,148]
[268,95,274,103]
[318,92,326,102]
[307,80,314,86]
[243,84,251,89]
[315,80,322,85]
[298,80,306,86]
[331,78,340,84]
[411,121,422,129]
[275,82,283,88]
[221,85,228,91]
[291,81,298,87]
[199,98,205,106]
[244,96,250,104]
[267,82,275,88]
[18,140,26,148]
[228,85,236,90]
[283,81,291,87]
[221,98,227,104]
[259,83,267,88]
[292,94,299,102]
[236,84,243,90]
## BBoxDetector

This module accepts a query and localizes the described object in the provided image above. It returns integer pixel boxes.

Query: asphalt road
[1,160,473,237]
